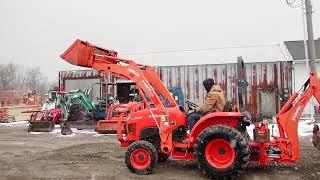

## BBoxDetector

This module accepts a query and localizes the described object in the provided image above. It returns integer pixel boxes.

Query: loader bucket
[70,119,99,130]
[96,119,125,134]
[61,39,94,68]
[61,39,117,68]
[28,121,54,132]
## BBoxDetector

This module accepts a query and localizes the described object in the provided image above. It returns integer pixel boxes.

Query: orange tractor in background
[0,90,40,107]
[61,39,320,178]
[0,90,40,123]
[0,109,15,123]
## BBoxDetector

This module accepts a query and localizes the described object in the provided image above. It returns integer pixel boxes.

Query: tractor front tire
[125,140,158,175]
[194,125,250,179]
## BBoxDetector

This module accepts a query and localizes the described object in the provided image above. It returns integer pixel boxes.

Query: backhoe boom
[276,72,320,161]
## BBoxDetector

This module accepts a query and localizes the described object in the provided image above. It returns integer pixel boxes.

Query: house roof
[122,44,288,66]
[284,39,320,60]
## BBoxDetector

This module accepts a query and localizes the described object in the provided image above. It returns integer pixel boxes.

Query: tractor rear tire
[194,125,250,179]
[125,140,158,175]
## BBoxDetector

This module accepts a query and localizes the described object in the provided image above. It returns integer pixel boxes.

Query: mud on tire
[194,125,250,179]
[125,140,158,175]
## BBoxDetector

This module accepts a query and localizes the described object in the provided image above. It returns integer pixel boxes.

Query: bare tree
[24,67,42,90]
[0,63,19,90]
[0,63,50,99]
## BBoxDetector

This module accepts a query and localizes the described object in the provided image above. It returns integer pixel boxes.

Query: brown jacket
[195,85,226,114]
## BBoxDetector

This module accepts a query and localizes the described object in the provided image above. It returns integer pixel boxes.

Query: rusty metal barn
[59,61,292,118]
[59,70,116,101]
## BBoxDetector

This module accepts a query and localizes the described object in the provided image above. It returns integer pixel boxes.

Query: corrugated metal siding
[155,61,292,117]
[65,79,101,100]
[59,70,117,100]
[59,61,292,117]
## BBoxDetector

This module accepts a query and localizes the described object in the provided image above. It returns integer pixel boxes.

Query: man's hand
[187,109,195,115]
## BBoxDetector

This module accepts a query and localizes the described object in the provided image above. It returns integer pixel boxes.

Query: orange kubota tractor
[61,39,320,178]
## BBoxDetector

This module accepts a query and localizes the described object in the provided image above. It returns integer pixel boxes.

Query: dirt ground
[0,123,320,180]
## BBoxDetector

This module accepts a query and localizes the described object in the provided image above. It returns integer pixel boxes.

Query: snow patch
[57,133,77,137]
[298,120,317,137]
[246,119,318,139]
[48,127,100,137]
[0,121,29,127]
[29,132,42,135]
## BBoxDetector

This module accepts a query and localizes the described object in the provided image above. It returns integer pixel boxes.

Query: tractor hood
[60,39,117,68]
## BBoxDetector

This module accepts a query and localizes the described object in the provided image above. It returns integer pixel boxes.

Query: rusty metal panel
[59,70,116,97]
[258,89,277,118]
[60,61,292,117]
[156,61,292,117]
[242,62,293,116]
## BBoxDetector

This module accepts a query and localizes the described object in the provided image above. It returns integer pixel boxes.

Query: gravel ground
[0,123,320,180]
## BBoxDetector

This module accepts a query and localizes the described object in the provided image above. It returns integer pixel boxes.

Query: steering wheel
[186,100,199,111]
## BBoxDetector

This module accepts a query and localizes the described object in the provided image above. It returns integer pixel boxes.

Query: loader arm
[61,39,178,152]
[276,72,320,161]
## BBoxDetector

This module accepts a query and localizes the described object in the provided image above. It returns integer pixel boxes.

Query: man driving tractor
[187,78,226,131]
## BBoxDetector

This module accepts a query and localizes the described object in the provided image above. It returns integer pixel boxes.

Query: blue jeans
[187,113,202,130]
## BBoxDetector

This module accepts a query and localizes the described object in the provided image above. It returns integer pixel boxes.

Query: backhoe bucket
[312,124,320,151]
[28,121,55,132]
[61,39,117,68]
[60,122,73,135]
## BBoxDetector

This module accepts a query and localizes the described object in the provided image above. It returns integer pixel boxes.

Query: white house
[284,38,320,118]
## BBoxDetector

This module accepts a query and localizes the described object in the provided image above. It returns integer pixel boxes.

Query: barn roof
[121,44,289,66]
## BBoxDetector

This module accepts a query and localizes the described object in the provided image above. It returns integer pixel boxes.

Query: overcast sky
[1,0,320,81]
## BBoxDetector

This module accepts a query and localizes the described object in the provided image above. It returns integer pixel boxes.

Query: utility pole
[301,0,309,72]
[304,0,317,122]
[305,0,317,73]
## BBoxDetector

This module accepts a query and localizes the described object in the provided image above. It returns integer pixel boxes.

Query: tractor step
[28,121,55,132]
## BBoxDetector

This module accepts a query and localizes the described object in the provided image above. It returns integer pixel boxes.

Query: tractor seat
[223,101,233,112]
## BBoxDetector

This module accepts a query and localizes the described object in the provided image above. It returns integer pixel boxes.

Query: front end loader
[26,108,61,132]
[26,90,60,132]
[60,39,320,179]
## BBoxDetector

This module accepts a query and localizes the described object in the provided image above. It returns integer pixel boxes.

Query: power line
[121,44,279,55]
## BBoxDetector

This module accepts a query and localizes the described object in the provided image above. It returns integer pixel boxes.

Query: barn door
[257,89,277,119]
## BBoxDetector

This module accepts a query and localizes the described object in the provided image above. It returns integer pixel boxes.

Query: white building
[283,38,320,117]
